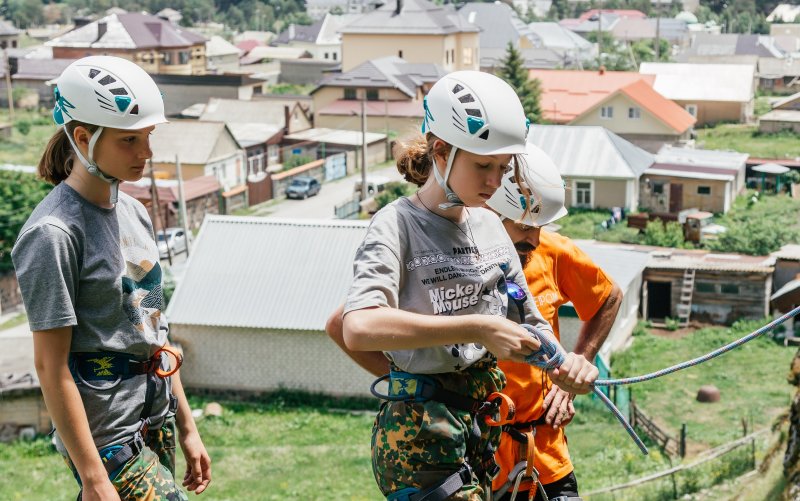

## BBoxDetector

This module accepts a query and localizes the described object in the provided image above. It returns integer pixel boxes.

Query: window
[463,48,473,65]
[344,88,357,100]
[366,89,379,101]
[696,282,715,293]
[398,50,403,58]
[652,182,664,194]
[574,180,592,207]
[600,106,613,119]
[628,107,641,119]
[451,49,455,64]
[163,51,173,65]
[445,50,449,64]
[333,52,338,61]
[324,52,329,59]
[179,51,190,64]
[685,104,697,117]
[697,186,711,195]
[721,283,739,294]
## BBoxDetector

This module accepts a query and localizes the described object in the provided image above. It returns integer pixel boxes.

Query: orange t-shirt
[493,230,614,489]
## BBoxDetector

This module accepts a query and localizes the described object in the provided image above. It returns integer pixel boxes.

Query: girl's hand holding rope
[549,352,598,395]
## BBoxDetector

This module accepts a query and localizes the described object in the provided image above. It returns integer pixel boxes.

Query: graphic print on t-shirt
[408,242,511,370]
[120,231,163,334]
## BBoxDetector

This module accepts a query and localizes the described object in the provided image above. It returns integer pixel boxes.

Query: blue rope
[522,305,800,455]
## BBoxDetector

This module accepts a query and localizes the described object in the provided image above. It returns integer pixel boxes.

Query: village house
[339,0,479,73]
[46,12,207,75]
[639,62,756,125]
[759,91,800,134]
[529,125,654,212]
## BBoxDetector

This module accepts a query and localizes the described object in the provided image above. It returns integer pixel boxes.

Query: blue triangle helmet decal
[467,116,484,135]
[115,95,132,112]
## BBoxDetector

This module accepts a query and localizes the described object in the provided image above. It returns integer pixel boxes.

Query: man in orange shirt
[486,144,622,501]
[326,144,621,501]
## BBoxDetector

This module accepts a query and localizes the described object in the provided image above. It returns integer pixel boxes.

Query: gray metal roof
[315,56,444,97]
[340,0,478,35]
[200,97,305,126]
[480,47,564,70]
[656,144,748,171]
[150,120,239,164]
[527,22,593,52]
[528,125,654,179]
[459,2,529,50]
[574,239,649,291]
[0,19,20,36]
[165,216,370,330]
[274,20,326,45]
[46,12,205,49]
[640,62,755,103]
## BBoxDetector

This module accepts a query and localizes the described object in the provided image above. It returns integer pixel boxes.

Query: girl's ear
[72,126,91,149]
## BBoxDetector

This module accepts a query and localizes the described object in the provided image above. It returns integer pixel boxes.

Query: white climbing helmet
[53,55,166,130]
[421,70,529,209]
[487,142,568,227]
[53,56,167,204]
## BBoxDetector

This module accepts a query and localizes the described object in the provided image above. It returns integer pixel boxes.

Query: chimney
[598,65,606,75]
[73,16,93,29]
[395,0,402,15]
[97,21,107,42]
[284,105,290,133]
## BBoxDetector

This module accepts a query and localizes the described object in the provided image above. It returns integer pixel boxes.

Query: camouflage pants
[66,417,188,501]
[373,361,506,500]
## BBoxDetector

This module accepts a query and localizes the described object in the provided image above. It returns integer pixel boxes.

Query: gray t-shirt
[344,197,553,374]
[12,182,171,453]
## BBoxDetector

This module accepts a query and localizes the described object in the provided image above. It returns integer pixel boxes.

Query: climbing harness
[372,371,517,500]
[523,304,800,455]
[70,345,182,476]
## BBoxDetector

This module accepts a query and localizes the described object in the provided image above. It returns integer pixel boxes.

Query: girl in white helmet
[342,71,597,501]
[12,56,210,501]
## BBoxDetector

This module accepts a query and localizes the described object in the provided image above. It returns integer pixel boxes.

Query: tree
[0,171,51,272]
[631,38,670,64]
[497,42,542,125]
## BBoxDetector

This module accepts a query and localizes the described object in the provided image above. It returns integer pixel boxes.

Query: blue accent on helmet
[467,116,484,135]
[53,87,75,126]
[115,95,132,112]
[519,195,527,210]
[421,96,433,133]
[525,118,531,131]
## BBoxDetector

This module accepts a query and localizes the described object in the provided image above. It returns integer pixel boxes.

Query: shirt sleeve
[557,240,614,321]
[344,241,401,314]
[11,222,80,332]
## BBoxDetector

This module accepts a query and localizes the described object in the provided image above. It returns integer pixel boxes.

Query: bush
[664,317,681,331]
[374,181,416,210]
[14,119,31,136]
[642,220,685,247]
[283,155,313,170]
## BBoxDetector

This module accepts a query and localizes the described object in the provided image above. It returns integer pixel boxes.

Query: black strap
[102,436,144,475]
[139,371,158,430]
[410,464,473,501]
[70,352,158,381]
[503,416,549,444]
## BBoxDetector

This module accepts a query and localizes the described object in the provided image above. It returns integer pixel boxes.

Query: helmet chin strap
[64,126,119,205]
[432,147,464,210]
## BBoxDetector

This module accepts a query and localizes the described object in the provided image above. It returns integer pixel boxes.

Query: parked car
[157,228,192,259]
[286,176,321,199]
[353,175,391,199]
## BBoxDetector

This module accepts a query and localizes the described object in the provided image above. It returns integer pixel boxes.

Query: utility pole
[4,49,13,121]
[597,1,603,68]
[654,0,662,61]
[360,92,367,200]
[149,159,172,266]
[175,154,190,258]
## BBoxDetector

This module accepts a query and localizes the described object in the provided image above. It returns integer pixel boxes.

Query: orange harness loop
[483,392,516,426]
[153,345,183,378]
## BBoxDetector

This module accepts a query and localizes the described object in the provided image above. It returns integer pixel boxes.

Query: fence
[630,403,680,457]
[585,428,767,499]
[334,196,361,220]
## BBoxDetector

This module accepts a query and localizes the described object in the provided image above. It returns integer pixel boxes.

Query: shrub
[14,119,31,136]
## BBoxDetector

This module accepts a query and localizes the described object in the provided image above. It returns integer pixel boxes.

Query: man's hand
[543,386,575,429]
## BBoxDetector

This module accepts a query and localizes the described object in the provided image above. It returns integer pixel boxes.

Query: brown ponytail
[38,121,98,185]
[394,133,452,187]
[512,153,534,222]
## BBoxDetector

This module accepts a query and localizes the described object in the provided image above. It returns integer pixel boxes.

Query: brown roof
[618,79,696,133]
[529,69,655,123]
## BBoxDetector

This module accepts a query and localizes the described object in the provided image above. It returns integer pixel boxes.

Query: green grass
[696,124,800,160]
[0,109,57,167]
[0,312,27,331]
[0,323,794,500]
[612,320,795,449]
[557,208,641,243]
